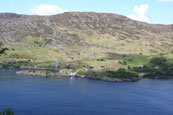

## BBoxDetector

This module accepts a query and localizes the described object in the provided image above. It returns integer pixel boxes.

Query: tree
[106,68,139,79]
[149,57,167,66]
[128,65,131,70]
[0,41,8,55]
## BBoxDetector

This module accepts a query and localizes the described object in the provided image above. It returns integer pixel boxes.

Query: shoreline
[0,68,139,82]
[1,67,173,82]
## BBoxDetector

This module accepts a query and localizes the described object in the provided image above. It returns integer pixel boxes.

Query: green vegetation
[105,68,138,79]
[84,56,173,80]
[77,71,88,76]
[131,57,173,78]
[1,38,173,81]
[120,54,150,67]
[0,13,173,81]
[0,42,8,55]
[16,70,57,76]
[0,60,34,68]
[149,57,167,66]
[28,70,54,75]
[0,108,14,115]
[84,68,139,81]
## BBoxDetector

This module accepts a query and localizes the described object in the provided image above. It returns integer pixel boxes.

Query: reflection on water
[34,75,62,80]
[0,78,27,80]
[0,69,173,115]
[0,69,62,80]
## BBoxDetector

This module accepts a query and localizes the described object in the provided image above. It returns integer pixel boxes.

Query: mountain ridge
[0,12,172,39]
[0,12,172,25]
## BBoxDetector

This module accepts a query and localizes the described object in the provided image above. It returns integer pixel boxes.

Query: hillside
[0,12,173,70]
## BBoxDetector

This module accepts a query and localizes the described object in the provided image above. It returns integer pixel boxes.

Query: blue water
[0,70,173,115]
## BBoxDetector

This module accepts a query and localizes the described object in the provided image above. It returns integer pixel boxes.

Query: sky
[0,0,172,24]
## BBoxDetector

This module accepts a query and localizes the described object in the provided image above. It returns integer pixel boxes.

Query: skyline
[0,0,173,24]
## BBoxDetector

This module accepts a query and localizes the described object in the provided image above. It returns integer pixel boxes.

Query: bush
[0,41,8,55]
[97,58,105,61]
[132,65,158,73]
[150,57,167,66]
[159,53,164,56]
[128,65,131,70]
[106,68,138,79]
[77,71,87,76]
[118,61,127,65]
[34,40,42,47]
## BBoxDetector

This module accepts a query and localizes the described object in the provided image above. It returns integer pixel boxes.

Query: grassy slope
[0,13,173,70]
[1,33,173,72]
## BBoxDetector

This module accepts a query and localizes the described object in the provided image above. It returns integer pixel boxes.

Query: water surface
[0,69,173,115]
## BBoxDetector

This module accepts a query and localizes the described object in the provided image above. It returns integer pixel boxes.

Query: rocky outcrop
[0,12,173,56]
[0,12,172,39]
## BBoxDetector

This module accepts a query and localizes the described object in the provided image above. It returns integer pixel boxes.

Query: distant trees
[0,41,8,55]
[132,57,173,75]
[106,68,139,79]
[149,57,167,66]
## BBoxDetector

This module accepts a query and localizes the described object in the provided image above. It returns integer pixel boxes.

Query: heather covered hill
[0,12,173,70]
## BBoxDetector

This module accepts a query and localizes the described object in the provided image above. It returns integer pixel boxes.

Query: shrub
[0,41,8,55]
[97,58,105,61]
[122,61,127,65]
[118,61,127,65]
[150,57,167,66]
[106,68,138,79]
[77,71,87,76]
[128,65,131,70]
[159,53,164,56]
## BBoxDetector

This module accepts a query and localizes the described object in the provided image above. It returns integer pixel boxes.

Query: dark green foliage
[34,40,42,47]
[132,66,157,73]
[132,57,173,77]
[118,61,127,65]
[149,57,167,66]
[106,68,138,79]
[0,42,8,55]
[77,71,87,76]
[97,58,106,61]
[100,66,105,68]
[128,65,131,70]
[0,61,34,68]
[85,68,139,80]
[123,55,126,57]
[123,61,127,65]
[139,53,143,55]
[160,63,173,73]
[118,61,122,64]
[0,48,8,54]
[34,40,39,44]
[0,108,14,115]
[159,53,164,56]
[88,66,94,69]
